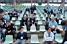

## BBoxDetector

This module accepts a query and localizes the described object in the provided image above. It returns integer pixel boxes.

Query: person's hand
[8,30,11,33]
[55,27,58,30]
[16,31,19,33]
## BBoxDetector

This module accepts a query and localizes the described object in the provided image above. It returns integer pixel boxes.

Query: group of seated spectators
[0,5,67,44]
[0,8,28,44]
[43,6,67,44]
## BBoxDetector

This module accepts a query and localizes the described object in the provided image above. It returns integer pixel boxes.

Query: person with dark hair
[15,26,28,44]
[3,13,10,22]
[49,18,58,32]
[62,20,67,30]
[0,9,4,20]
[43,28,54,44]
[0,20,6,43]
[0,9,4,14]
[5,22,16,42]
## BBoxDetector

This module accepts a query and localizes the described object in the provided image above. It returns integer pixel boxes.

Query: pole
[47,0,49,7]
[61,0,65,16]
[13,0,16,6]
[31,0,32,6]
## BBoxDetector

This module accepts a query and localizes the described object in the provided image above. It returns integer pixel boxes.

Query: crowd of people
[0,5,67,44]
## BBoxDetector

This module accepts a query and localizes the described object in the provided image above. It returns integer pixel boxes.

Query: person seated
[44,8,47,13]
[23,15,28,25]
[30,6,36,14]
[33,5,36,10]
[63,20,67,31]
[31,14,36,24]
[0,20,6,43]
[0,9,4,21]
[49,18,58,32]
[15,26,28,44]
[5,21,16,42]
[43,28,54,44]
[26,8,30,12]
[0,9,4,16]
[3,12,10,21]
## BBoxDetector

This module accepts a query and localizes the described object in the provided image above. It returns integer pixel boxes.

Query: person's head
[18,26,24,32]
[0,9,4,17]
[51,18,56,22]
[48,28,52,32]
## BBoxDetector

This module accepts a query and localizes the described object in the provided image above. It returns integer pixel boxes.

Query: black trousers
[6,31,16,40]
[44,41,53,44]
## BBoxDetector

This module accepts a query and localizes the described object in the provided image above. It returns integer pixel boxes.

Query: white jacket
[43,31,54,41]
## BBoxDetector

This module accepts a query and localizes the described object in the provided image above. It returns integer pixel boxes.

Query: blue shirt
[3,15,10,21]
[49,20,58,27]
[63,25,67,30]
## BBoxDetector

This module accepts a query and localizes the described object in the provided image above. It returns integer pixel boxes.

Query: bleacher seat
[26,11,29,15]
[30,24,36,32]
[17,17,22,21]
[33,10,37,13]
[36,17,41,21]
[55,34,63,43]
[11,17,16,21]
[31,34,40,44]
[23,25,27,32]
[39,26,46,32]
[37,21,43,25]
[40,14,44,18]
[14,21,21,26]
[4,35,13,44]
[36,15,40,18]
[42,17,46,21]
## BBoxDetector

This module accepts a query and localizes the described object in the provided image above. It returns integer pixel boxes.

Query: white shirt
[43,31,54,41]
[64,41,67,44]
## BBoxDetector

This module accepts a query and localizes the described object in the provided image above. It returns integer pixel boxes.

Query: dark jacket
[62,30,67,44]
[16,32,28,40]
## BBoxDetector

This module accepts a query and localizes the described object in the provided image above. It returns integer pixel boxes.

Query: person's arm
[13,27,16,32]
[49,21,52,27]
[43,32,47,42]
[24,32,28,40]
[55,21,58,27]
[51,32,54,40]
[16,32,20,40]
